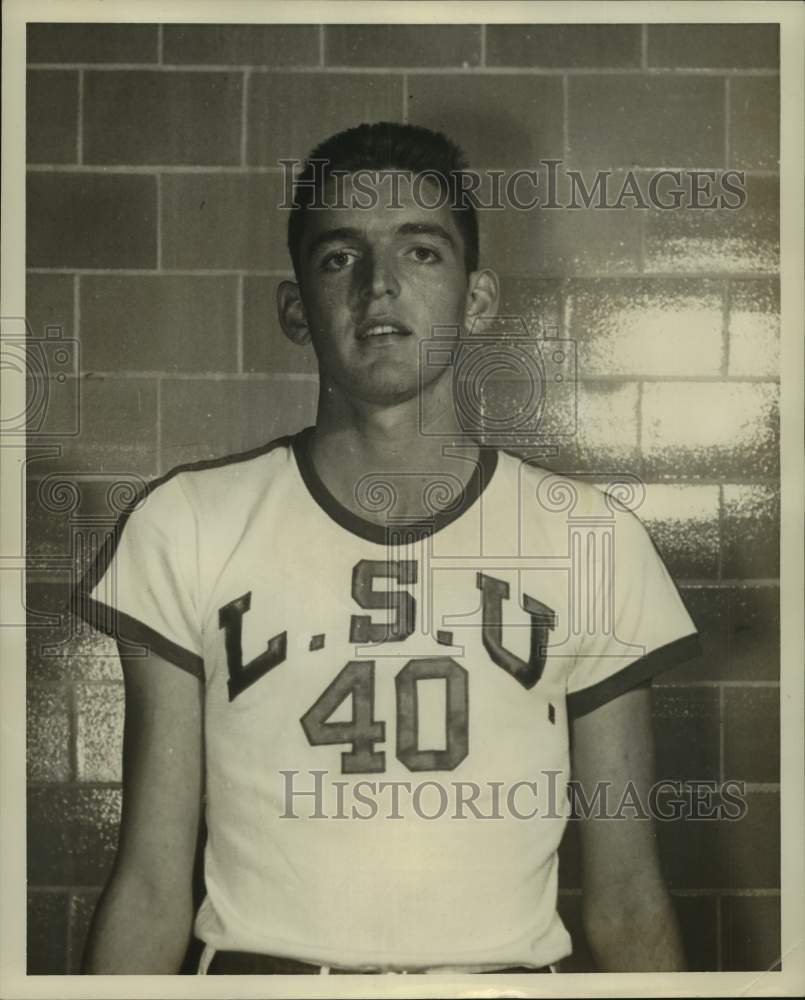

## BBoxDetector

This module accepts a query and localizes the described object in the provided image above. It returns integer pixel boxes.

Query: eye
[321,249,358,272]
[408,245,441,264]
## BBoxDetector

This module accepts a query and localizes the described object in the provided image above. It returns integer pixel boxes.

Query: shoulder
[494,448,628,519]
[489,451,657,560]
[135,433,299,523]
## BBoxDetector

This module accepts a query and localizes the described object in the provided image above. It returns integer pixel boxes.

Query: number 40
[300,657,469,774]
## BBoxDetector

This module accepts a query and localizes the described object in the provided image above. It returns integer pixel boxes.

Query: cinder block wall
[25,23,780,973]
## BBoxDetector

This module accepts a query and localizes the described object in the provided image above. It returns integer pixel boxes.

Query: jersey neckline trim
[291,426,499,545]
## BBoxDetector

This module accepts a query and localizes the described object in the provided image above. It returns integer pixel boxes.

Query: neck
[306,373,485,524]
[312,371,478,472]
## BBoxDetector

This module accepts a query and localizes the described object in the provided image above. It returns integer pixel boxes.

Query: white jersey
[77,428,699,970]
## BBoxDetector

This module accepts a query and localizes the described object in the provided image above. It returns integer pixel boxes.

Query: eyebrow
[396,222,456,247]
[307,227,363,257]
[308,222,457,257]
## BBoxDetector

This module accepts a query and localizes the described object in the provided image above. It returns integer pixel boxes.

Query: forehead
[299,171,463,249]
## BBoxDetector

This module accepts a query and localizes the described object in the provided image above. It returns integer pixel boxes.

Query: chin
[347,361,425,405]
[352,376,421,405]
[325,358,448,407]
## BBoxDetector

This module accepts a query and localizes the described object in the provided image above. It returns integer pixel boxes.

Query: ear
[463,268,499,331]
[277,280,311,346]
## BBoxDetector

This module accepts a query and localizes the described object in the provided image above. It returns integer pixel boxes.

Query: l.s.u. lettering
[218,560,556,703]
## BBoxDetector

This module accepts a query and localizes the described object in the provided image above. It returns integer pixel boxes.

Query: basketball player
[77,123,700,975]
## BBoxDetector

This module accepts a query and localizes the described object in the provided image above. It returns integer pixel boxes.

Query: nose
[359,250,400,301]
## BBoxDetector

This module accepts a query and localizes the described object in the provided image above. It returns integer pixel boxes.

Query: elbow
[82,864,197,974]
[582,886,685,972]
[582,899,631,964]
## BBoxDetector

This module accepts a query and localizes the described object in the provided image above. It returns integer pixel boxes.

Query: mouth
[355,318,413,342]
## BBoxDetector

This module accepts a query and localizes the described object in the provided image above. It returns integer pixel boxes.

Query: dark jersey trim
[74,593,204,680]
[74,433,296,619]
[72,433,299,683]
[292,426,499,545]
[566,633,702,719]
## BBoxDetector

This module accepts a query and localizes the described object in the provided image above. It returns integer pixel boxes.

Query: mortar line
[236,274,244,374]
[558,277,569,339]
[724,77,731,168]
[24,370,320,382]
[68,683,78,782]
[671,888,780,897]
[76,70,84,164]
[66,892,76,973]
[715,894,723,970]
[641,24,648,69]
[24,163,780,178]
[654,680,780,689]
[26,265,780,280]
[27,885,110,894]
[636,381,644,456]
[479,24,486,67]
[240,69,250,167]
[25,63,783,77]
[155,379,163,477]
[155,173,162,271]
[24,367,782,386]
[722,280,732,376]
[73,274,80,343]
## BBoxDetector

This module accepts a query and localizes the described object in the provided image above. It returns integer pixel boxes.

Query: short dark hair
[286,122,479,279]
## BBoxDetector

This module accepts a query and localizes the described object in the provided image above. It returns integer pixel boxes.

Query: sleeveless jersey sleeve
[74,475,204,679]
[566,502,700,718]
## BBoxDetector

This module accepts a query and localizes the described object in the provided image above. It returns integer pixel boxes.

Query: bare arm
[82,645,203,974]
[571,684,685,972]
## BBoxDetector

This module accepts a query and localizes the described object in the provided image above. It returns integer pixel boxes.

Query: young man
[77,122,700,975]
